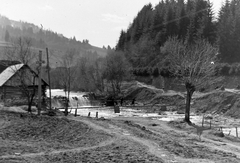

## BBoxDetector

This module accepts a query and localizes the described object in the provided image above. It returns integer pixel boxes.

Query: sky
[0,0,223,48]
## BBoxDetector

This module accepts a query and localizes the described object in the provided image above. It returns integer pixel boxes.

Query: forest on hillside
[0,15,110,61]
[116,0,240,76]
[0,15,93,51]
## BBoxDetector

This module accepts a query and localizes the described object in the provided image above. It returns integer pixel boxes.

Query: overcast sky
[0,0,223,48]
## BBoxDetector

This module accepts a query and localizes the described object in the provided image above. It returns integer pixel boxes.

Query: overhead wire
[123,5,212,73]
[126,5,212,38]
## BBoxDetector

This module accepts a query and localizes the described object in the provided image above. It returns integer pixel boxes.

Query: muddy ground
[0,110,240,163]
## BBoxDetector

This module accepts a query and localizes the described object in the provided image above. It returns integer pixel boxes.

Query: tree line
[116,0,240,76]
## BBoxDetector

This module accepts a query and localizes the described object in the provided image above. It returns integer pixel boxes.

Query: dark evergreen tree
[218,0,240,63]
[150,1,165,37]
[115,0,218,70]
[178,4,190,39]
[150,1,166,47]
[116,30,126,50]
[164,3,178,37]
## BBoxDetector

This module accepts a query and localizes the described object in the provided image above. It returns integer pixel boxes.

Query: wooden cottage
[0,60,48,103]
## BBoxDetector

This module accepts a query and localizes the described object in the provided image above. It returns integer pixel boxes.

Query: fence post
[88,112,91,117]
[228,130,231,136]
[236,127,238,138]
[96,112,98,118]
[202,115,204,127]
[75,108,77,117]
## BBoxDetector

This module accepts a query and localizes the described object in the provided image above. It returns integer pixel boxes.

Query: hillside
[0,15,108,66]
[192,89,240,119]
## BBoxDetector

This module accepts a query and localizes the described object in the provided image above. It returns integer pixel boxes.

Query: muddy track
[69,117,181,163]
[0,116,171,162]
[75,117,232,163]
[0,137,116,159]
[94,116,240,163]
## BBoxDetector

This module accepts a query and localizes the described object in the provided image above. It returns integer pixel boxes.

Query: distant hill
[90,45,110,57]
[0,15,108,66]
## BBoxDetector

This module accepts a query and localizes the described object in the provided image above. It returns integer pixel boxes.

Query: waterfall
[69,95,91,107]
[47,89,92,108]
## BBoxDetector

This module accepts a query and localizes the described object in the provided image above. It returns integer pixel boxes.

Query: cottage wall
[0,62,48,106]
[0,85,46,106]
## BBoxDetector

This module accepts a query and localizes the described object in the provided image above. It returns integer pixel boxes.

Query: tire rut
[0,138,116,159]
[70,117,178,163]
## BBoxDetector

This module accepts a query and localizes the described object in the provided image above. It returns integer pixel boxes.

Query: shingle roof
[0,60,21,74]
[0,63,24,86]
[0,60,49,87]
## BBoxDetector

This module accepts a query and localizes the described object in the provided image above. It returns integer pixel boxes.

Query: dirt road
[68,116,240,163]
[69,116,176,162]
[0,111,164,162]
[1,111,240,163]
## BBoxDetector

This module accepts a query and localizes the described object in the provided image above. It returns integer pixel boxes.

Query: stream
[47,89,240,138]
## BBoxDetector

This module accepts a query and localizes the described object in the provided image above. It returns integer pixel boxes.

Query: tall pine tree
[218,0,240,63]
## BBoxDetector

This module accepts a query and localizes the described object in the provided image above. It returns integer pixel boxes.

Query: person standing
[131,98,135,106]
[120,97,124,106]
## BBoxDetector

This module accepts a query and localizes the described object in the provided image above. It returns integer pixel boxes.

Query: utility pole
[46,48,52,110]
[37,50,43,115]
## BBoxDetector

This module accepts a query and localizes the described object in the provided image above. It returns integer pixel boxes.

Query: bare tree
[3,37,38,113]
[104,50,131,97]
[162,37,221,123]
[4,37,35,65]
[77,57,90,91]
[10,64,38,113]
[88,57,105,93]
[57,49,77,116]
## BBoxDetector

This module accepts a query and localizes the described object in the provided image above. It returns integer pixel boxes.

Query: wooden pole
[46,48,52,110]
[236,127,238,138]
[96,112,98,118]
[75,108,77,116]
[75,102,78,117]
[202,115,204,127]
[88,112,91,117]
[37,50,42,115]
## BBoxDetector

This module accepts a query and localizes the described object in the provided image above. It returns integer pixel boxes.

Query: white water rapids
[46,89,91,107]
